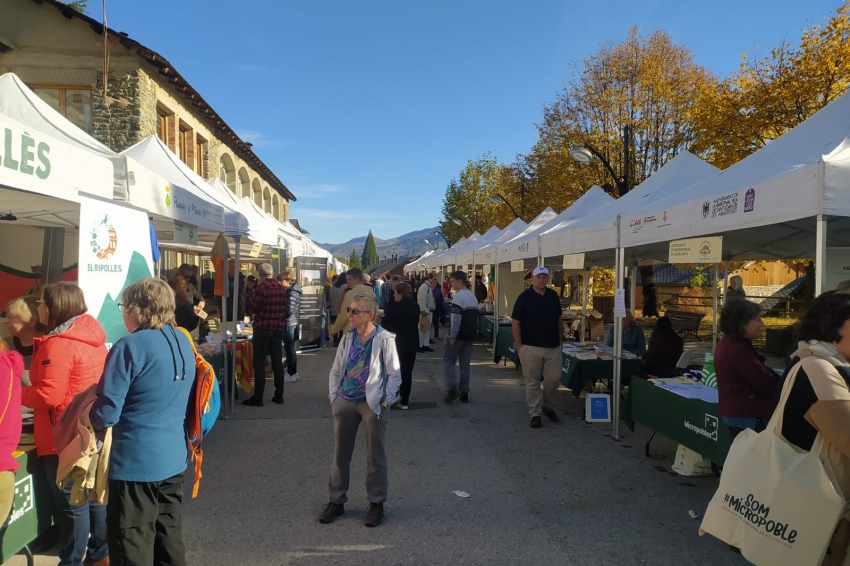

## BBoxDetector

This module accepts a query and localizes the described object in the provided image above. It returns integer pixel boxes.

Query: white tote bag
[671,445,713,477]
[699,363,846,566]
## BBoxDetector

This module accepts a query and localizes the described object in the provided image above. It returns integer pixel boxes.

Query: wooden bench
[664,310,706,340]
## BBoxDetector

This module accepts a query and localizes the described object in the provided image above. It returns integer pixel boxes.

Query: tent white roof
[122,137,277,244]
[424,233,479,269]
[0,73,116,227]
[619,90,850,260]
[443,226,502,267]
[419,236,469,270]
[472,218,528,265]
[540,151,720,266]
[404,250,434,272]
[498,186,614,263]
[495,207,558,263]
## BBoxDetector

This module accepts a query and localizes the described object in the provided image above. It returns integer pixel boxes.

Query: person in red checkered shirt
[243,263,288,407]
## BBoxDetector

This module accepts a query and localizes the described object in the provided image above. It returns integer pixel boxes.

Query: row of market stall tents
[407,86,850,437]
[0,72,343,271]
[0,71,344,415]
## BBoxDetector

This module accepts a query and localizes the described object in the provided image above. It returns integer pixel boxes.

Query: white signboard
[78,195,153,349]
[825,248,850,292]
[173,221,198,246]
[562,253,586,270]
[510,260,524,273]
[668,236,722,263]
[614,288,627,318]
[250,242,263,258]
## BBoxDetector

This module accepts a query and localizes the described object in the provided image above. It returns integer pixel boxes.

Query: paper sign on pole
[614,288,627,318]
[250,242,263,258]
[173,221,198,246]
[78,195,153,349]
[668,236,722,263]
[510,260,524,273]
[562,253,585,270]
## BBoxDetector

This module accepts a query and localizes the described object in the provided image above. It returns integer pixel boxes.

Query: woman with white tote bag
[701,290,850,566]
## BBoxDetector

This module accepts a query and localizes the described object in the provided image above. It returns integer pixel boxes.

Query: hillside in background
[318,226,444,260]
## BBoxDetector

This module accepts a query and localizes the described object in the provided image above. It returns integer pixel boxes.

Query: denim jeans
[443,339,473,393]
[41,454,108,566]
[283,324,298,376]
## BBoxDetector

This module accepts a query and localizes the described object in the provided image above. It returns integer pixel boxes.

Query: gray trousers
[443,339,473,393]
[328,398,388,505]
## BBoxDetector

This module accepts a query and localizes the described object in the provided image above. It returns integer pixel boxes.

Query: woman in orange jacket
[22,282,109,566]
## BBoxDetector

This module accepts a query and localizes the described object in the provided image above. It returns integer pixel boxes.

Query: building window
[196,136,208,177]
[178,123,193,166]
[157,107,168,144]
[32,86,92,133]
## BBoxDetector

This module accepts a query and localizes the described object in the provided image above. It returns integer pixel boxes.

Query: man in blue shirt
[605,309,646,356]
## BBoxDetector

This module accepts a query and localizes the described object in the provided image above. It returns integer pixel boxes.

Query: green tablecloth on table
[622,377,733,466]
[0,447,56,564]
[478,314,494,344]
[560,354,645,398]
[493,325,520,366]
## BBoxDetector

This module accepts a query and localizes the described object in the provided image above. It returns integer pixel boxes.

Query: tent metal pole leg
[493,251,499,358]
[231,236,241,415]
[722,254,729,307]
[613,246,625,440]
[816,215,827,297]
[220,251,229,420]
[630,259,637,315]
[581,269,589,342]
[712,263,719,350]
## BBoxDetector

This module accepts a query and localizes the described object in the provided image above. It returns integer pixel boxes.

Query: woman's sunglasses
[347,307,369,315]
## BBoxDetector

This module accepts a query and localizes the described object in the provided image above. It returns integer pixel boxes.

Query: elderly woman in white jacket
[319,292,401,528]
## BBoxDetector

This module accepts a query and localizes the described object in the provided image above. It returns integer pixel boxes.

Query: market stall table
[492,323,520,366]
[478,314,494,345]
[0,447,57,566]
[622,376,733,466]
[560,353,645,397]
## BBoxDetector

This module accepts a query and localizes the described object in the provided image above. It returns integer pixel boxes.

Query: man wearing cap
[511,266,563,428]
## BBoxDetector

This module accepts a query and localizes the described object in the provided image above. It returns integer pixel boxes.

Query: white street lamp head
[452,218,462,226]
[424,239,431,245]
[488,195,500,205]
[569,146,593,164]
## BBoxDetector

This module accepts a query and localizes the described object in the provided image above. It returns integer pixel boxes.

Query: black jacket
[381,297,420,354]
[285,283,302,326]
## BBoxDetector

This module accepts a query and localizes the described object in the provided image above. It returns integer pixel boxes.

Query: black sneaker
[318,501,344,524]
[542,407,560,423]
[271,396,284,405]
[530,416,542,428]
[459,392,469,404]
[364,503,384,527]
[242,398,263,407]
[423,347,435,352]
[443,389,459,403]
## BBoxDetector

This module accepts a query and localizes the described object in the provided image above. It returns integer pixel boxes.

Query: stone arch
[272,193,280,221]
[252,178,262,208]
[219,153,236,193]
[263,187,272,213]
[237,167,250,199]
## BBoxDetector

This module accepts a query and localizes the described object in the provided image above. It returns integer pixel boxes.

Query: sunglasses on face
[347,307,369,315]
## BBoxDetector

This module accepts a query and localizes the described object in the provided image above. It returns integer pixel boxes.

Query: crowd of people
[4,262,850,562]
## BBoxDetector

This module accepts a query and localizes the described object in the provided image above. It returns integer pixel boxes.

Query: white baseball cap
[532,266,549,276]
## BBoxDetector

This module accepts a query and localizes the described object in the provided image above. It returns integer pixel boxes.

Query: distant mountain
[319,227,445,260]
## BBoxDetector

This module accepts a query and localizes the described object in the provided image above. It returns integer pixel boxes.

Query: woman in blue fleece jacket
[90,278,196,566]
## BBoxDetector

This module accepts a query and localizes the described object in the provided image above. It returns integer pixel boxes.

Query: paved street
[11,342,747,566]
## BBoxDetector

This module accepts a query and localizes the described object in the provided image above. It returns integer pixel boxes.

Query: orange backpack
[175,327,221,498]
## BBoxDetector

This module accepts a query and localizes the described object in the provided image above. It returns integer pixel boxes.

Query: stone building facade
[0,0,294,222]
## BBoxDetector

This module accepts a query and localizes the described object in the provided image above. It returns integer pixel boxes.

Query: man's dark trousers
[252,328,285,400]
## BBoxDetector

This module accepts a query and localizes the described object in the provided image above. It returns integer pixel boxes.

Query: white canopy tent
[443,227,501,268]
[540,151,720,267]
[498,187,614,265]
[472,218,528,266]
[421,236,471,271]
[574,95,850,438]
[496,207,558,264]
[404,250,434,273]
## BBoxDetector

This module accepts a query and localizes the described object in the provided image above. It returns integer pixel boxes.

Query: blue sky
[103,0,844,244]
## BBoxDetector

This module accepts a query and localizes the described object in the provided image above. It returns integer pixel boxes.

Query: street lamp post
[489,193,521,220]
[435,230,451,248]
[451,216,474,232]
[569,125,631,197]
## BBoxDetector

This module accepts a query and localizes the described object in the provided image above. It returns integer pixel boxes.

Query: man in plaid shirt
[243,263,288,407]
